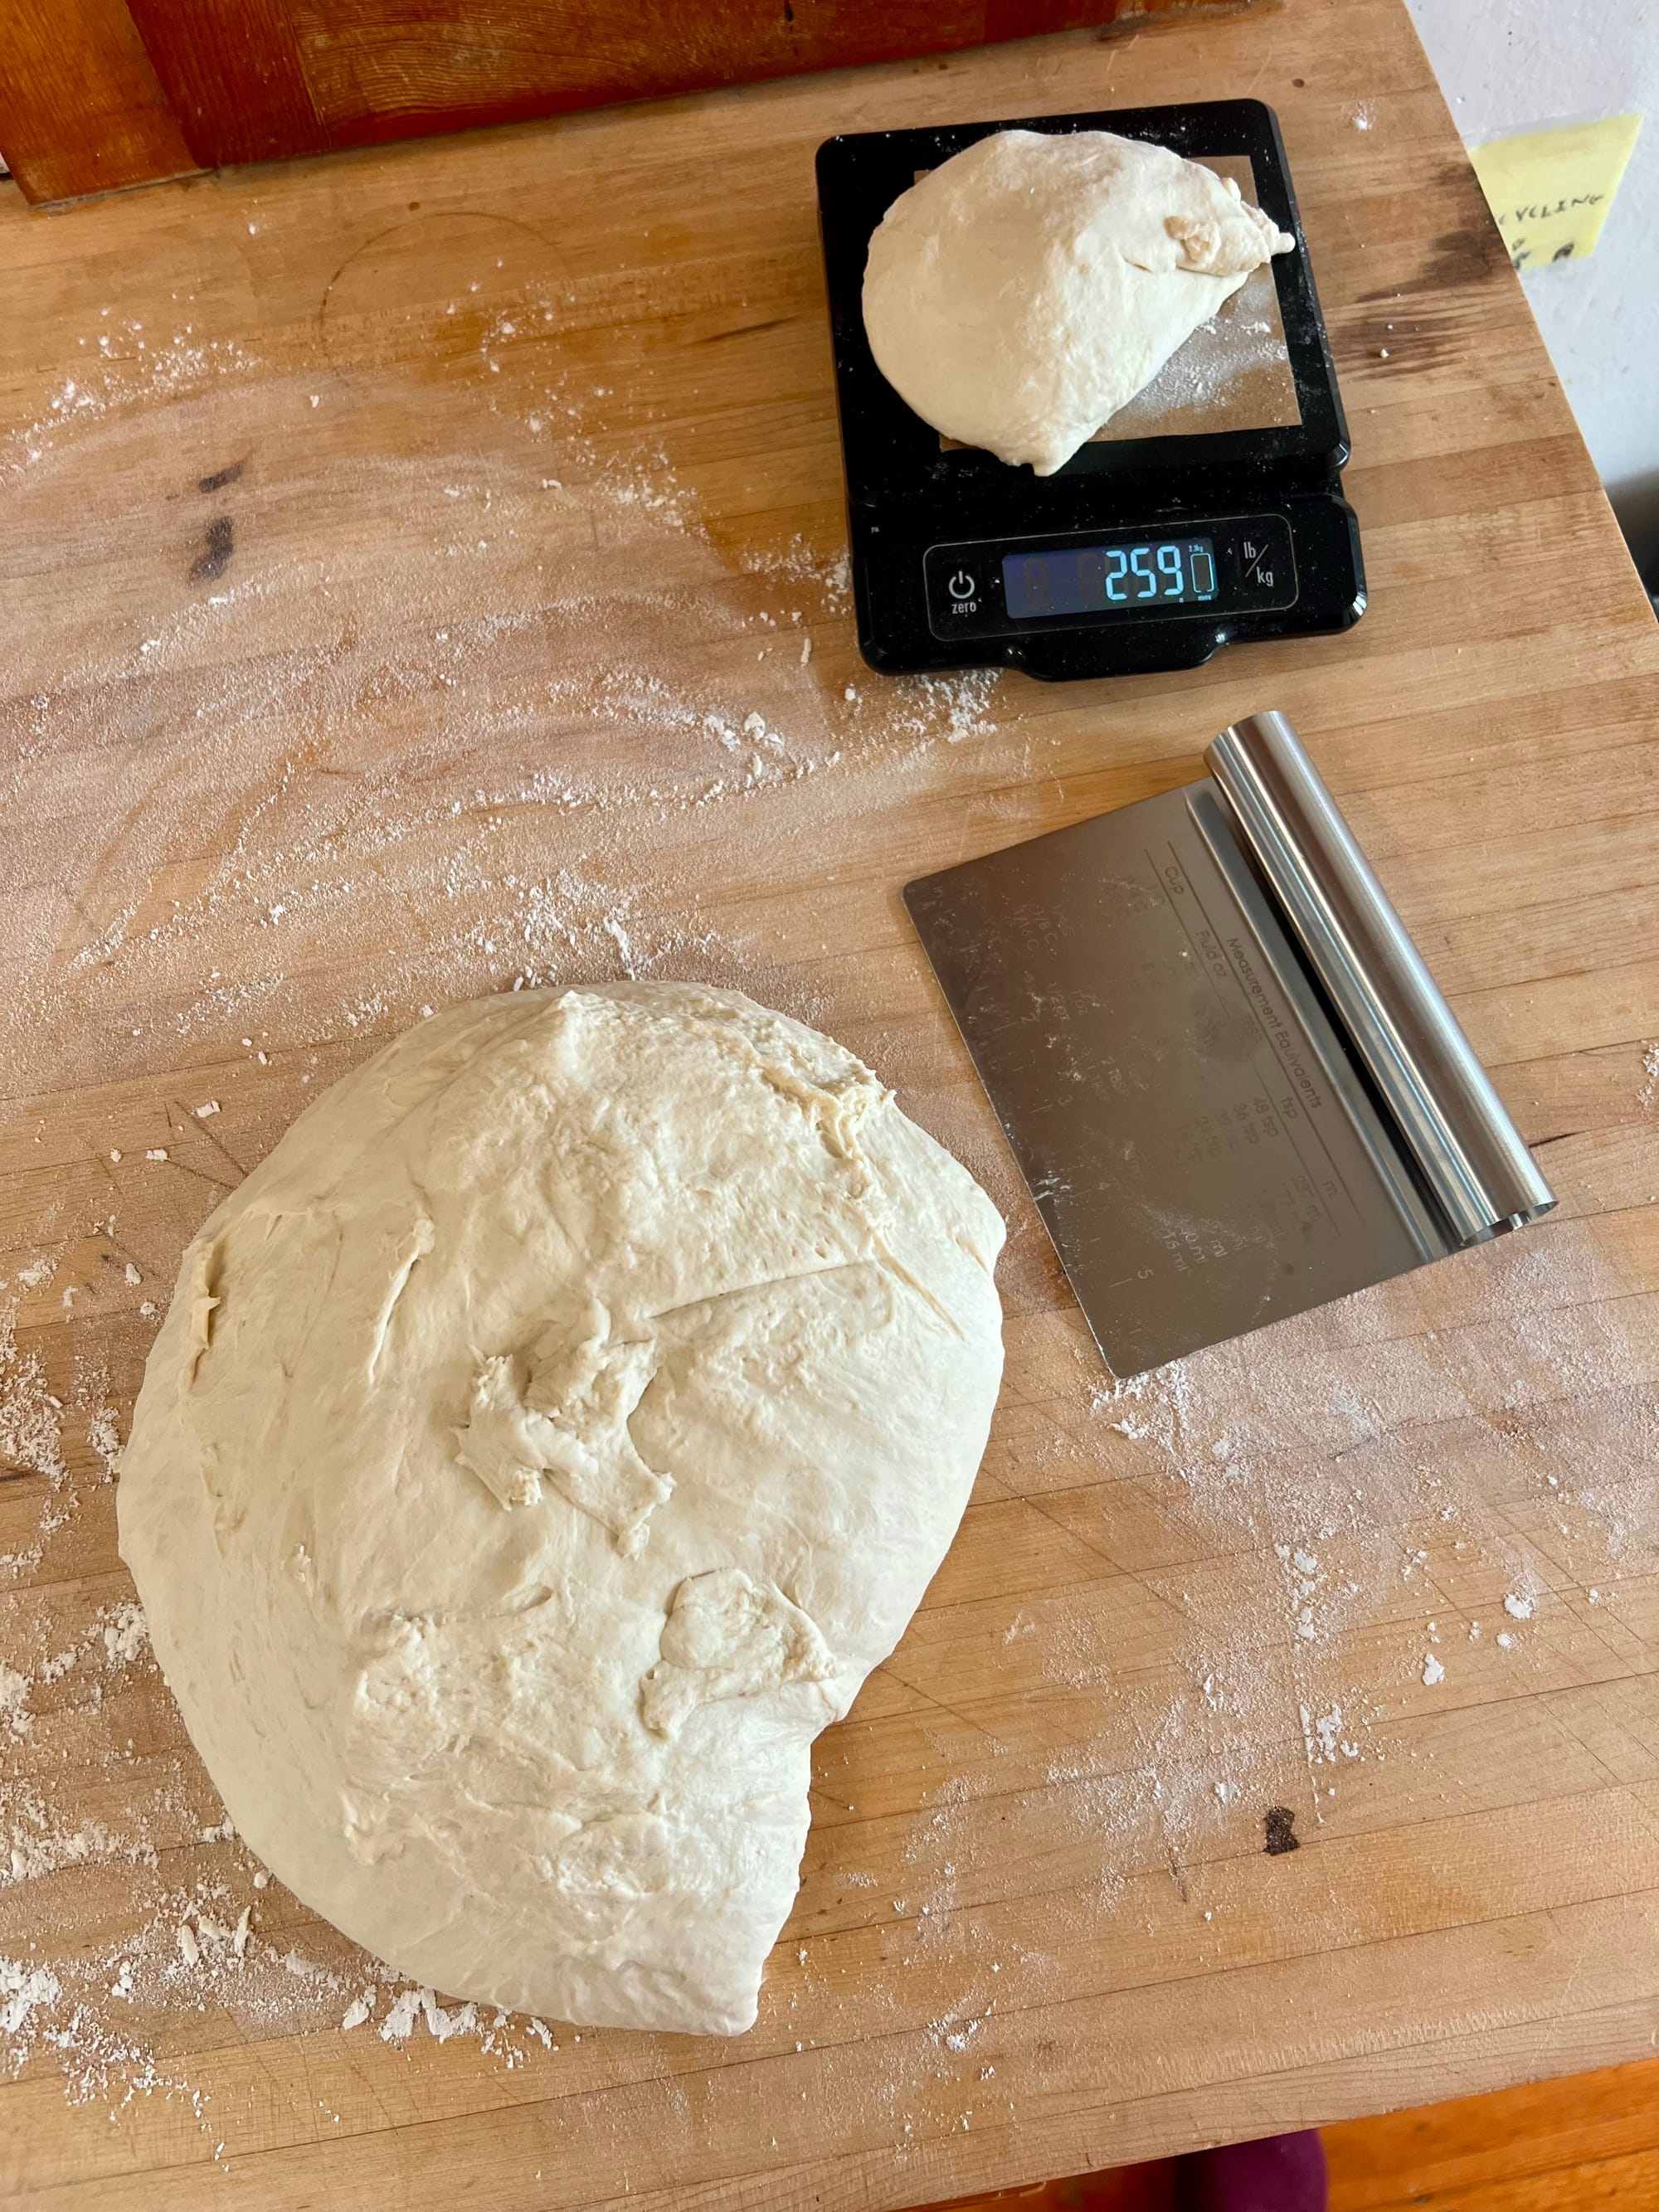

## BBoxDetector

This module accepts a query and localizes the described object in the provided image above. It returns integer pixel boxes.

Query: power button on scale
[947,569,976,605]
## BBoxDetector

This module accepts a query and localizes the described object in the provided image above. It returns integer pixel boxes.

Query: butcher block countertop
[2,1,1658,2205]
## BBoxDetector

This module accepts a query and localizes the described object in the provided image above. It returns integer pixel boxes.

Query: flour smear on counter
[0,289,1000,1110]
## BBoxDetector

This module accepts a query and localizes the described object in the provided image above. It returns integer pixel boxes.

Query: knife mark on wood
[698,317,790,345]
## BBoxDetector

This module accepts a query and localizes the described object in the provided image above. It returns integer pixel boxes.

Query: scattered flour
[2,196,1653,2183]
[0,1669,31,1741]
[1,1960,61,2036]
[1,346,1001,1110]
[100,1601,148,1667]
[1,291,1011,2158]
[1063,1218,1659,1865]
[378,1987,423,2044]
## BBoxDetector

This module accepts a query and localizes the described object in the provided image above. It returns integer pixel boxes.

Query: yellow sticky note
[1470,113,1643,269]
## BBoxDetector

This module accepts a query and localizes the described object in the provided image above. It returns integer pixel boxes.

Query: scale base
[819,100,1366,683]
[853,493,1365,681]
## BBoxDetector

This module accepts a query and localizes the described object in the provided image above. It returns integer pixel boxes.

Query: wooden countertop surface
[2,2,1657,2205]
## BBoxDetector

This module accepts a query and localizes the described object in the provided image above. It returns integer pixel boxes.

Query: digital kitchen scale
[816,101,1365,680]
[906,712,1555,1377]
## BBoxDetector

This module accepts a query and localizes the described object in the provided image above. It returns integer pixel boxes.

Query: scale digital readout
[816,102,1365,682]
[928,512,1297,639]
[1001,536,1219,620]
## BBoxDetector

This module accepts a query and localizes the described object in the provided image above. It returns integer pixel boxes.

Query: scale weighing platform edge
[815,100,1366,681]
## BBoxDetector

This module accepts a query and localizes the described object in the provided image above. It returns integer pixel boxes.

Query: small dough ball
[118,984,1005,2035]
[863,128,1294,474]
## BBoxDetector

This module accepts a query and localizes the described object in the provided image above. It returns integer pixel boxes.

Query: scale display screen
[1003,537,1218,620]
[924,513,1301,642]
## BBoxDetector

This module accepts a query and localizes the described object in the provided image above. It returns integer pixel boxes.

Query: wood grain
[1,1,1657,2208]
[1326,2052,1659,2210]
[285,0,1140,144]
[928,2050,1659,2205]
[2,0,1242,199]
[125,0,328,168]
[0,0,200,205]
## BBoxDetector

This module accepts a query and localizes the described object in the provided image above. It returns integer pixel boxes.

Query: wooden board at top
[2,0,1239,202]
[2,1,1658,2208]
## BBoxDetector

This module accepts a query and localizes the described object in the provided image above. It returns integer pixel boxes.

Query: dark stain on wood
[1358,226,1509,305]
[190,516,235,584]
[1264,1806,1300,1855]
[197,457,247,493]
[1341,304,1467,376]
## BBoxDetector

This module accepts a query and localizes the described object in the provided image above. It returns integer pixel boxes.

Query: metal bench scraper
[904,711,1555,1378]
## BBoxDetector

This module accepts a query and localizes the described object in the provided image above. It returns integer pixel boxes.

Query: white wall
[1406,0,1659,569]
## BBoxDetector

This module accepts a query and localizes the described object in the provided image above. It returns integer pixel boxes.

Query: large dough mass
[863,129,1294,474]
[118,984,1005,2033]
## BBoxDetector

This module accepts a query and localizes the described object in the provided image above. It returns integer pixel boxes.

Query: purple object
[1173,2131,1328,2212]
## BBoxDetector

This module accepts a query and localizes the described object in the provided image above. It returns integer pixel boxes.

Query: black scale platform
[815,100,1366,682]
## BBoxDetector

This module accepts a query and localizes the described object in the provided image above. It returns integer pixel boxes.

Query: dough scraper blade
[905,710,1555,1378]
